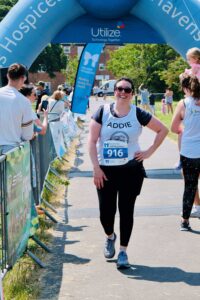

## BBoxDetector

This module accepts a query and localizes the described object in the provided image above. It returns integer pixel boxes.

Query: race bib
[103,140,128,166]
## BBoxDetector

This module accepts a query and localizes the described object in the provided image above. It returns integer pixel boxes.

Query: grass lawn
[152,101,178,142]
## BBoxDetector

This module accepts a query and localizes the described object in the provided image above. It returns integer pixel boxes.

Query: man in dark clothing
[149,93,156,115]
[35,81,49,111]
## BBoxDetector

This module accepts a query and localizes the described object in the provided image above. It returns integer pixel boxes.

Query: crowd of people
[0,46,200,271]
[137,84,174,116]
[0,63,73,155]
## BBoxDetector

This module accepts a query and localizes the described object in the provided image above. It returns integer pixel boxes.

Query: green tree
[0,0,67,76]
[0,0,17,21]
[29,44,67,78]
[107,44,187,97]
[64,55,79,86]
[159,56,188,95]
[107,44,146,89]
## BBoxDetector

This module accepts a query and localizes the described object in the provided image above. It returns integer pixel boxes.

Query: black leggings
[97,161,145,247]
[181,155,200,219]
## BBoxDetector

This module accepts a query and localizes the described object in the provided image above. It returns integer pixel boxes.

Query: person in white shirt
[171,74,200,231]
[0,63,33,154]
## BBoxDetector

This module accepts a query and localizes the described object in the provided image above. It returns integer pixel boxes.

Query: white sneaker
[190,206,200,218]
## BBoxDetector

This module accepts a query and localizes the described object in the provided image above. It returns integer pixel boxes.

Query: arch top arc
[0,0,199,68]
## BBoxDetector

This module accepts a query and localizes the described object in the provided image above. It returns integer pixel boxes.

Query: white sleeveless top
[97,104,142,165]
[181,96,200,158]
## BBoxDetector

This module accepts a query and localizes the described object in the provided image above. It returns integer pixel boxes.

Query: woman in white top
[48,90,65,122]
[171,74,200,231]
[88,77,168,269]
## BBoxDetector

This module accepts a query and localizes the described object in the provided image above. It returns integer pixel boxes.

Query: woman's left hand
[134,149,153,161]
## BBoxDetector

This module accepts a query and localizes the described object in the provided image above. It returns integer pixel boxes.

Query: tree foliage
[64,55,79,86]
[0,0,67,76]
[107,44,188,98]
[0,0,17,21]
[159,56,188,92]
[29,44,67,78]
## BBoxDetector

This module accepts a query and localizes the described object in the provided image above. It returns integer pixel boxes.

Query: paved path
[39,98,200,300]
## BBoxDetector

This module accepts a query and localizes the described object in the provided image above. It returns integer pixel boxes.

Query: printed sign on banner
[61,111,79,148]
[6,143,31,266]
[49,121,66,158]
[71,43,105,114]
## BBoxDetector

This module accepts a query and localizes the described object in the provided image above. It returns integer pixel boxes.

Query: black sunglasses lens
[116,87,132,93]
[124,88,132,93]
[117,87,123,92]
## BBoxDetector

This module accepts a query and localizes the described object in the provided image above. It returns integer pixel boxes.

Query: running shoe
[180,221,191,231]
[104,233,116,259]
[117,251,130,269]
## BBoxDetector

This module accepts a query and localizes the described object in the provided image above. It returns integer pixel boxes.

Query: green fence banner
[6,143,32,266]
[30,196,39,237]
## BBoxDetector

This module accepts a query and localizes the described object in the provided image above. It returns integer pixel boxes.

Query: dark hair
[63,87,72,95]
[114,77,134,92]
[7,63,27,80]
[180,74,200,99]
[19,84,34,97]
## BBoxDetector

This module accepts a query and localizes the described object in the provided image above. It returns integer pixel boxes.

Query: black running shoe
[180,221,191,231]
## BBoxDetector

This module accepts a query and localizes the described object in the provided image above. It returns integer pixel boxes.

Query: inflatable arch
[0,0,199,69]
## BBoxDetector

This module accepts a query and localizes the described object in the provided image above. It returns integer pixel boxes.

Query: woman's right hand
[93,166,108,189]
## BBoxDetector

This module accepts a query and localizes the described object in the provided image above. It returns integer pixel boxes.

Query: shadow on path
[118,264,200,286]
[39,223,90,300]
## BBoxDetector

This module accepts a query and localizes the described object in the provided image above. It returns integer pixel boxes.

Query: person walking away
[0,63,33,154]
[138,84,150,111]
[171,74,200,231]
[88,77,168,268]
[164,87,173,114]
[149,93,156,115]
[175,47,200,212]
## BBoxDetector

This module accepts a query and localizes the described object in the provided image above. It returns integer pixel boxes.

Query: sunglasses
[115,86,132,94]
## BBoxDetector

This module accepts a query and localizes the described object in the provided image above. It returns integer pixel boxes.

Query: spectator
[48,90,65,122]
[35,81,49,111]
[19,84,48,135]
[149,93,156,115]
[182,47,200,80]
[164,87,173,114]
[38,94,49,112]
[138,84,151,111]
[62,87,72,110]
[0,63,33,154]
[171,74,200,231]
[161,98,167,114]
